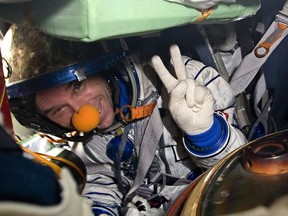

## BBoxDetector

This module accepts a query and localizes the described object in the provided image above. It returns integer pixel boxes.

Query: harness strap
[193,9,212,23]
[126,105,163,198]
[119,91,159,122]
[21,147,86,183]
[253,74,268,125]
[254,22,288,58]
[230,0,288,95]
[119,102,157,122]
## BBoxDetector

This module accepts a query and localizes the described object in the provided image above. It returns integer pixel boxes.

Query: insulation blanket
[0,0,260,41]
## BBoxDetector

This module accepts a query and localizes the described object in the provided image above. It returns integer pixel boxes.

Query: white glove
[183,56,235,111]
[121,195,164,216]
[151,44,214,135]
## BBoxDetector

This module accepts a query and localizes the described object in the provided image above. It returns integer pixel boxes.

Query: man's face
[36,75,115,130]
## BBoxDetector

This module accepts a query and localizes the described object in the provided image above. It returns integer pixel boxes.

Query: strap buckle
[254,1,288,58]
[276,0,288,24]
[119,102,157,122]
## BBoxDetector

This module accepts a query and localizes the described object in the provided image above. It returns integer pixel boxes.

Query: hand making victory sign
[151,44,215,135]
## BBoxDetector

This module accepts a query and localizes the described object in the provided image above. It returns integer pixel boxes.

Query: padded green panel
[0,0,260,41]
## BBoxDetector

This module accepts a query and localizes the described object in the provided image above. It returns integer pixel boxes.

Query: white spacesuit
[73,46,247,215]
[2,25,246,215]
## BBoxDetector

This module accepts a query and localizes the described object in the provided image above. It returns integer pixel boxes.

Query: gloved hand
[151,44,214,135]
[121,195,164,216]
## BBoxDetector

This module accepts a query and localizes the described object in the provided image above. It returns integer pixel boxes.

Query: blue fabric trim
[7,51,129,98]
[106,136,133,162]
[184,114,229,157]
[86,181,117,186]
[86,176,102,183]
[205,74,220,87]
[194,65,208,80]
[84,192,118,199]
[91,200,120,216]
[92,200,120,209]
[92,207,117,216]
[117,79,129,109]
[184,58,192,66]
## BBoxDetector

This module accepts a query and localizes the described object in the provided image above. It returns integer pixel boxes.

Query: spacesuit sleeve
[183,112,247,168]
[182,56,247,168]
[82,173,124,216]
